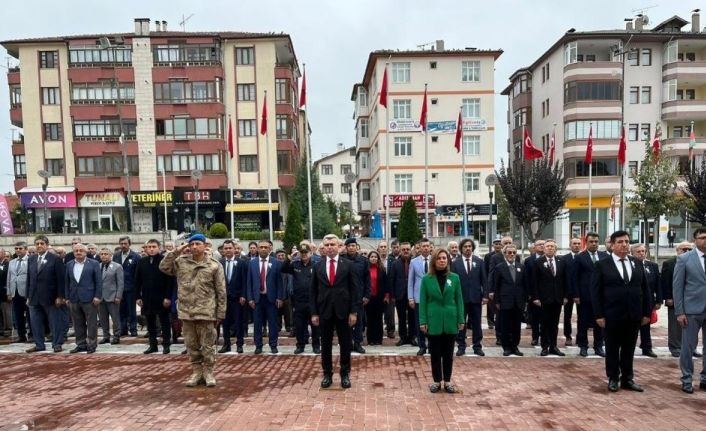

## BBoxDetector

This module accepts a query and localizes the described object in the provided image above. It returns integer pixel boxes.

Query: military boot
[185,365,204,387]
[203,366,216,388]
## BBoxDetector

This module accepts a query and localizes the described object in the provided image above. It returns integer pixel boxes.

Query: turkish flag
[523,127,543,160]
[299,70,307,108]
[260,95,268,135]
[617,125,626,166]
[228,119,234,159]
[419,87,428,131]
[379,67,388,108]
[585,125,593,164]
[454,111,462,153]
[652,129,661,158]
[548,130,556,165]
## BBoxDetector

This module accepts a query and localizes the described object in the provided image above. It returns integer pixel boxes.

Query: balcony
[278,173,295,188]
[563,61,622,81]
[70,104,137,120]
[662,136,706,157]
[10,107,22,128]
[662,99,706,121]
[7,68,20,85]
[12,138,24,156]
[152,45,221,67]
[563,100,621,122]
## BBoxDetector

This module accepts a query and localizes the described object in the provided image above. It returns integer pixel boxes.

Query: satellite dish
[98,36,111,49]
[641,15,649,25]
[37,170,50,179]
[344,172,357,184]
[191,169,203,180]
[485,173,498,186]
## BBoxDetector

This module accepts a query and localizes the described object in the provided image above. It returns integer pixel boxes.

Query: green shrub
[208,223,229,238]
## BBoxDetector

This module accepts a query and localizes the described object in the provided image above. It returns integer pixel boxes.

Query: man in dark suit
[25,235,67,353]
[247,240,284,354]
[532,239,572,356]
[489,244,526,356]
[65,244,102,354]
[7,241,30,343]
[218,240,248,354]
[389,242,416,346]
[562,237,582,346]
[483,239,503,330]
[311,234,361,389]
[574,232,607,357]
[630,243,662,358]
[378,240,396,339]
[524,239,545,346]
[281,244,319,354]
[487,236,521,344]
[136,239,174,354]
[342,238,370,354]
[114,236,140,337]
[450,238,487,356]
[591,230,651,393]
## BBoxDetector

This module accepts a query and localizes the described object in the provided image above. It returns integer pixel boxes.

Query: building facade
[313,143,356,211]
[502,12,706,246]
[352,42,502,241]
[4,18,303,234]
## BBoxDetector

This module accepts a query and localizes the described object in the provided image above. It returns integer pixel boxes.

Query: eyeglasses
[506,251,516,255]
[680,248,693,252]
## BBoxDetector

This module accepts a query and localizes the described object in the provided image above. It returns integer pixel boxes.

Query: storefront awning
[226,203,280,212]
[565,197,618,209]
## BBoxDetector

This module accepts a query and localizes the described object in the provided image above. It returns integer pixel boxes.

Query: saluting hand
[348,313,357,327]
[311,315,320,326]
[595,318,605,328]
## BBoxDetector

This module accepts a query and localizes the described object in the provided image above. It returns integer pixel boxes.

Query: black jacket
[489,260,527,310]
[26,252,65,307]
[532,255,572,305]
[661,257,676,303]
[573,250,609,302]
[388,257,411,300]
[135,254,174,314]
[310,257,361,320]
[220,256,248,301]
[281,258,315,306]
[590,255,651,321]
[450,255,487,304]
[342,252,371,301]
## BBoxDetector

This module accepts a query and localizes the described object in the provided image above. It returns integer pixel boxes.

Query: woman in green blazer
[419,248,465,393]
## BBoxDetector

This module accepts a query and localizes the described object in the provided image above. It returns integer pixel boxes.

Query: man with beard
[574,232,607,358]
[136,239,174,354]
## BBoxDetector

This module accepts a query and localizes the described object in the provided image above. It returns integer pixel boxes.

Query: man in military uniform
[281,244,320,353]
[160,234,226,388]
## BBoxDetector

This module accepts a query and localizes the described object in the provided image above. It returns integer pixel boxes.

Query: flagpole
[423,83,430,238]
[302,64,314,243]
[460,108,468,237]
[384,63,391,244]
[587,122,593,234]
[619,123,625,232]
[264,91,274,242]
[228,115,235,238]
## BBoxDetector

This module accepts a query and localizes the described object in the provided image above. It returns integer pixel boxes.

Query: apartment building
[352,42,502,240]
[4,18,302,234]
[502,11,706,245]
[313,143,356,211]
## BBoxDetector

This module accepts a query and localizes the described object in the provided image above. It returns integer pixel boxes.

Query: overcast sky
[0,0,701,194]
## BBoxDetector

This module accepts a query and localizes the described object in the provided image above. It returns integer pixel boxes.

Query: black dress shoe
[53,346,63,353]
[502,350,512,356]
[670,351,680,358]
[254,347,263,354]
[218,345,231,354]
[341,375,351,389]
[682,383,694,394]
[594,347,606,357]
[99,338,110,344]
[512,348,524,356]
[321,375,332,388]
[620,380,644,392]
[700,382,706,391]
[143,345,158,354]
[608,380,619,392]
[70,346,87,354]
[313,346,321,354]
[87,348,96,354]
[456,348,465,357]
[271,346,279,354]
[162,345,170,354]
[565,336,573,346]
[293,347,304,354]
[410,339,418,347]
[579,347,588,357]
[495,339,502,346]
[353,343,366,354]
[110,338,120,345]
[531,339,539,346]
[473,348,485,357]
[642,349,658,358]
[236,345,244,354]
[25,346,45,353]
[550,347,565,357]
[540,348,549,356]
[416,348,427,356]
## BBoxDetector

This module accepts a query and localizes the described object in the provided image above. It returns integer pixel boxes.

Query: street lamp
[485,174,498,248]
[191,169,203,231]
[37,169,49,232]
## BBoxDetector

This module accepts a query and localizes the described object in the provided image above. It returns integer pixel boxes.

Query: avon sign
[21,192,77,208]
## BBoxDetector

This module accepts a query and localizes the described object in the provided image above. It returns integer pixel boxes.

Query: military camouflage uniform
[160,251,226,386]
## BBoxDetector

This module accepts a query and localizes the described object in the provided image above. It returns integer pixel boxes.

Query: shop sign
[233,189,279,202]
[131,191,173,208]
[21,191,77,209]
[383,194,435,209]
[79,192,125,208]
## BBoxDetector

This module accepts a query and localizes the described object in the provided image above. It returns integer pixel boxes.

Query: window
[341,183,351,194]
[360,152,369,169]
[628,124,639,141]
[361,183,370,201]
[564,120,621,140]
[13,155,26,179]
[464,172,480,192]
[157,154,220,173]
[10,85,21,108]
[72,82,134,103]
[78,156,139,176]
[75,119,137,140]
[394,174,413,193]
[152,44,220,64]
[629,86,639,104]
[41,88,60,105]
[513,75,531,96]
[678,52,696,62]
[641,49,652,66]
[321,164,333,175]
[628,50,639,66]
[641,86,651,104]
[322,183,333,194]
[39,51,58,68]
[275,115,291,139]
[542,63,550,82]
[275,79,290,103]
[155,118,219,139]
[46,159,65,176]
[641,123,651,140]
[392,99,411,119]
[69,47,132,65]
[359,118,369,138]
[239,155,258,172]
[358,89,368,107]
[564,81,621,103]
[565,158,618,177]
[277,150,292,174]
[461,60,480,82]
[564,42,577,65]
[628,161,638,178]
[462,98,480,118]
[154,80,218,103]
[43,123,62,141]
[677,89,696,100]
[392,62,410,83]
[237,84,256,101]
[394,137,412,156]
[664,41,678,64]
[463,136,480,156]
[513,108,528,129]
[236,47,254,65]
[238,120,256,137]
[340,164,352,175]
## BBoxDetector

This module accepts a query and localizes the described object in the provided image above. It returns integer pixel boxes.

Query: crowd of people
[1,229,704,394]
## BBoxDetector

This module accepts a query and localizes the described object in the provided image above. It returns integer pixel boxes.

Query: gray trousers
[98,301,121,339]
[667,306,682,353]
[680,312,706,384]
[70,302,98,350]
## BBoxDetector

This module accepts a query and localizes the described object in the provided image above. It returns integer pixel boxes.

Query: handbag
[650,309,658,324]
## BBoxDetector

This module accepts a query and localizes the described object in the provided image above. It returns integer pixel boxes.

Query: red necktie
[329,258,336,286]
[260,259,267,294]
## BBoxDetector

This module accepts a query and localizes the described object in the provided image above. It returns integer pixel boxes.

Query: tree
[289,153,338,238]
[495,157,567,241]
[682,155,706,226]
[494,185,511,235]
[397,197,422,244]
[208,222,228,238]
[282,198,304,252]
[628,128,681,255]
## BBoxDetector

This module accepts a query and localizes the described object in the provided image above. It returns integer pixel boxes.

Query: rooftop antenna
[631,4,658,15]
[416,41,435,50]
[180,13,195,31]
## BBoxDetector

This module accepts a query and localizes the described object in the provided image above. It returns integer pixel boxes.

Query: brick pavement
[0,345,703,430]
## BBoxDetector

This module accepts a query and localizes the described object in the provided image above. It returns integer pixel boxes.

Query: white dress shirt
[611,253,632,281]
